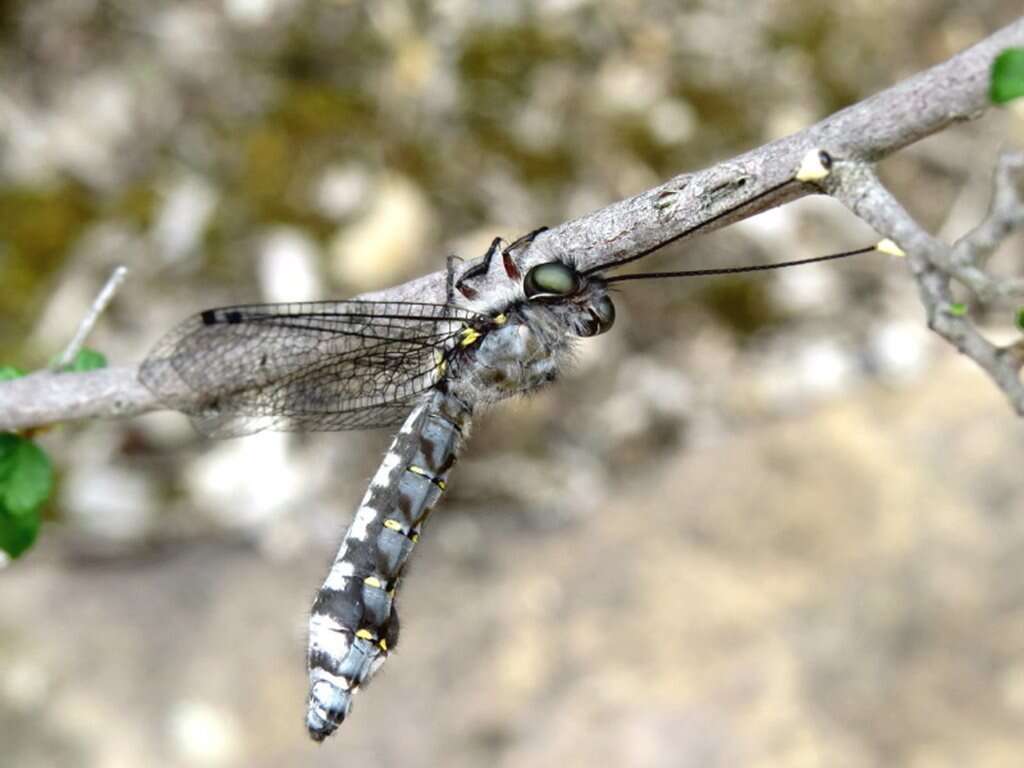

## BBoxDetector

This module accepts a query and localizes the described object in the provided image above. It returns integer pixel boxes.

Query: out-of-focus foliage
[0,431,52,558]
[56,347,108,373]
[991,47,1024,102]
[0,348,107,558]
[0,366,26,381]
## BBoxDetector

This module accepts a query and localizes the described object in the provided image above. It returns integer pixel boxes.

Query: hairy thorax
[446,302,576,405]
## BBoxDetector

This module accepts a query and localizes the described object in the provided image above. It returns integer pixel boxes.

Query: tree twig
[1,18,1023,431]
[818,151,1024,415]
[0,366,154,429]
[51,265,130,371]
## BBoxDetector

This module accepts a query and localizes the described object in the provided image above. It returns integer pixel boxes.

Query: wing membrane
[139,300,478,436]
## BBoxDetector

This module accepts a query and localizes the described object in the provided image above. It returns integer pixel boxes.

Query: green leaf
[0,433,54,516]
[949,302,968,317]
[1016,307,1024,332]
[63,348,108,373]
[52,348,108,374]
[0,507,40,558]
[0,366,25,382]
[991,48,1024,104]
[0,434,53,559]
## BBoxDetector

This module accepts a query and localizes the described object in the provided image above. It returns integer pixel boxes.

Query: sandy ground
[3,356,1022,767]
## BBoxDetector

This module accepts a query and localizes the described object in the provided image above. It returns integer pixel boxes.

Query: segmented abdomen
[305,390,471,741]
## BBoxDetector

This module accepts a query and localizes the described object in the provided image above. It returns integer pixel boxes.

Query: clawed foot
[450,227,549,300]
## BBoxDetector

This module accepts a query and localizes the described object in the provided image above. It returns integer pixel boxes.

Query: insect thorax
[445,281,612,407]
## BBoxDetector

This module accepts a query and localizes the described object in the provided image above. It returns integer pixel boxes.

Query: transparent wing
[139,300,479,437]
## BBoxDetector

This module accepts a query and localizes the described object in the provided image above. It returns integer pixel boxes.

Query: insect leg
[504,226,549,253]
[501,226,548,280]
[453,237,504,299]
[445,254,462,304]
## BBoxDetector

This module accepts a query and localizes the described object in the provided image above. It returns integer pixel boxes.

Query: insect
[139,153,888,741]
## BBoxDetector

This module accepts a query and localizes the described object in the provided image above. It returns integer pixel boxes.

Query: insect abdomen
[305,391,470,741]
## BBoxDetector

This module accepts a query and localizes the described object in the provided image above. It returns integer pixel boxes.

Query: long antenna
[582,151,905,283]
[581,177,797,277]
[603,243,895,284]
[584,149,848,277]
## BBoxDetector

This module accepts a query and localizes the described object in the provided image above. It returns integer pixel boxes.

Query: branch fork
[814,149,1024,415]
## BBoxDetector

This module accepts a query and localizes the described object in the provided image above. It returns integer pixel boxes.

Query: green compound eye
[523,262,582,299]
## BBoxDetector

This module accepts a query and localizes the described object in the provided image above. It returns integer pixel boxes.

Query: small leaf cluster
[0,349,106,559]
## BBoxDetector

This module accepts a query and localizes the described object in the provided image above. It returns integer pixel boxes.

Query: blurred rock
[169,699,243,767]
[312,164,371,221]
[596,57,667,115]
[257,226,322,303]
[328,174,436,291]
[152,175,219,264]
[648,98,699,147]
[749,335,861,412]
[224,0,283,26]
[185,432,312,530]
[151,6,226,78]
[61,463,158,543]
[868,319,934,383]
[769,262,842,315]
[1,658,51,712]
[51,71,137,189]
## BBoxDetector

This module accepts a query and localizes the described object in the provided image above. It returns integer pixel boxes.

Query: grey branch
[1,18,1023,432]
[0,366,156,429]
[821,152,1024,415]
[949,152,1024,301]
[52,265,130,371]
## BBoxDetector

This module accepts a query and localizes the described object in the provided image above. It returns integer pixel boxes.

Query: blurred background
[2,2,1024,766]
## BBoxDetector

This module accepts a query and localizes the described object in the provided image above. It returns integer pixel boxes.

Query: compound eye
[523,262,581,300]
